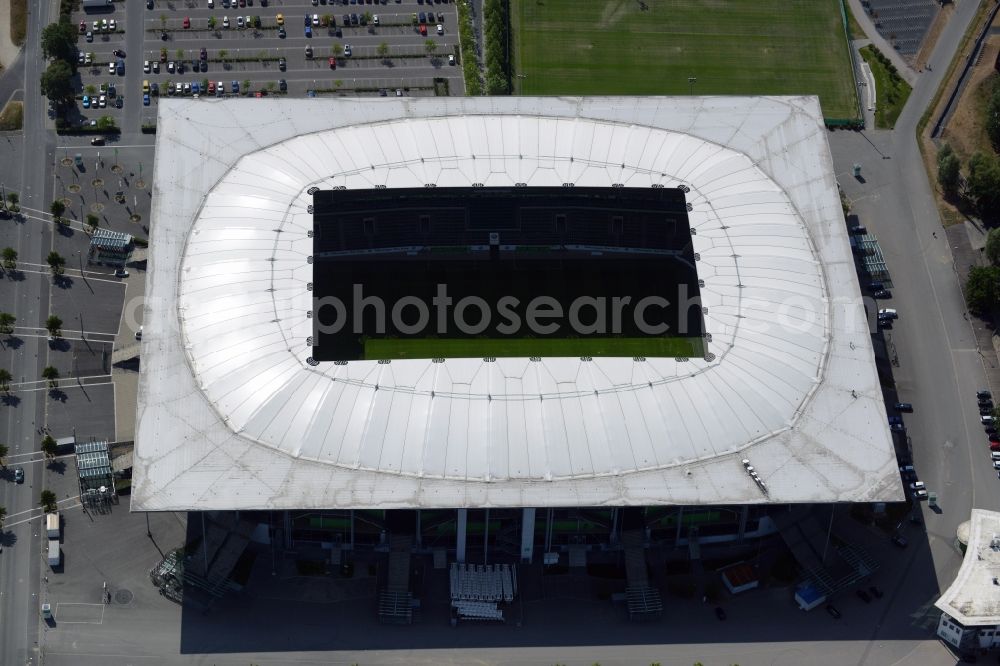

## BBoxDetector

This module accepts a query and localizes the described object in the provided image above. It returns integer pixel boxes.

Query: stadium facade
[135,96,902,560]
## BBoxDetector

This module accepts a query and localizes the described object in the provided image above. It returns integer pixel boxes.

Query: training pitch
[513,0,859,120]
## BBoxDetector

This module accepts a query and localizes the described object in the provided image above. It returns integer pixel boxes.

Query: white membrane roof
[935,510,1000,626]
[133,96,902,511]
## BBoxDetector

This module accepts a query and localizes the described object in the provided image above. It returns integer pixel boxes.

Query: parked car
[232,80,239,93]
[86,30,93,42]
[208,81,216,94]
[279,57,286,70]
[328,57,336,69]
[894,402,913,412]
[278,26,286,37]
[991,441,1000,452]
[143,93,150,106]
[878,308,897,319]
[201,47,208,60]
[82,95,90,108]
[978,390,992,400]
[151,82,159,96]
[891,534,908,548]
[237,15,244,27]
[849,225,867,235]
[448,54,455,65]
[343,44,352,56]
[305,45,313,58]
[14,467,24,483]
[279,79,287,92]
[913,488,929,500]
[276,13,284,24]
[90,137,104,146]
[305,25,312,36]
[183,16,190,28]
[223,16,230,28]
[872,289,891,299]
[436,23,443,34]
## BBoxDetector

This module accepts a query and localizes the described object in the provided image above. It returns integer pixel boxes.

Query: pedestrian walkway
[0,0,24,70]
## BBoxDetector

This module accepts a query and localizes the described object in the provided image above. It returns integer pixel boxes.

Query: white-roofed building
[133,96,902,561]
[935,510,1000,655]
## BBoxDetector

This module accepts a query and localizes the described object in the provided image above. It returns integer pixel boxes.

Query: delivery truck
[46,513,60,539]
[47,540,60,569]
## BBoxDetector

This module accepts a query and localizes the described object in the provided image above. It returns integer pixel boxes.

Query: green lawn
[859,45,912,129]
[513,0,859,120]
[363,336,704,360]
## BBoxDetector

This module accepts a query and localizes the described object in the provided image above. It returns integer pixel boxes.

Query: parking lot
[70,0,463,132]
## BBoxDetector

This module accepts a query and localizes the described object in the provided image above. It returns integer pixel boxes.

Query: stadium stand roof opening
[311,186,704,361]
[133,96,903,511]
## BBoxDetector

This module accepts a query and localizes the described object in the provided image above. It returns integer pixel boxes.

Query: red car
[182,17,191,29]
[208,81,216,94]
[328,57,336,69]
[992,441,1000,452]
[79,21,86,33]
[419,23,427,36]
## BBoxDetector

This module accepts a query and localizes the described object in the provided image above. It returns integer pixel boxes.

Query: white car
[373,14,379,25]
[223,15,230,28]
[878,308,897,319]
[85,52,93,64]
[236,15,244,28]
[448,54,455,65]
[135,326,143,340]
[994,460,1000,470]
[913,488,928,500]
[143,60,151,73]
[108,61,116,74]
[168,61,175,73]
[312,14,319,26]
[175,82,183,95]
[98,94,107,107]
[109,18,116,31]
[909,481,925,491]
[343,44,352,56]
[436,23,443,34]
[152,61,159,73]
[208,0,214,6]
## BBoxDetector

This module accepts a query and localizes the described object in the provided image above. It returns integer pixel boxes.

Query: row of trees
[937,144,1000,221]
[986,82,1000,151]
[483,0,510,95]
[39,18,79,107]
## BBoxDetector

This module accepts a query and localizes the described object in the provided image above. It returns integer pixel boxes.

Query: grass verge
[363,336,704,360]
[11,0,26,46]
[844,0,867,41]
[860,45,912,129]
[0,101,23,131]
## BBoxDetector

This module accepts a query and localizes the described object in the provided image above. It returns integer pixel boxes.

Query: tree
[85,213,99,232]
[987,87,1000,151]
[243,79,251,94]
[987,229,1000,266]
[0,505,6,529]
[46,251,66,275]
[966,265,1000,314]
[6,192,18,213]
[85,83,97,96]
[332,43,343,58]
[207,15,217,30]
[377,41,390,63]
[0,368,11,393]
[45,315,62,337]
[39,489,58,513]
[50,200,65,224]
[41,436,58,460]
[40,59,74,104]
[266,81,276,92]
[424,39,438,56]
[160,14,167,29]
[176,48,185,61]
[937,143,960,198]
[1,247,17,270]
[966,152,1000,220]
[96,115,116,131]
[41,21,78,63]
[321,14,332,27]
[219,48,228,63]
[0,443,8,468]
[42,366,59,388]
[0,312,14,335]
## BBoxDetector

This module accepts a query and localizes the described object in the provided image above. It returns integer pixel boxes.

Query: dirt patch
[940,59,999,163]
[913,3,952,70]
[10,0,26,46]
[596,0,631,29]
[0,99,21,130]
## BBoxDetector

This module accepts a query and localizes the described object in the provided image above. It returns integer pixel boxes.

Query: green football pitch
[512,0,859,120]
[363,336,705,360]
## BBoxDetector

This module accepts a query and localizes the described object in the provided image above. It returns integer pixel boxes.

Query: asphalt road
[0,0,57,661]
[829,0,996,660]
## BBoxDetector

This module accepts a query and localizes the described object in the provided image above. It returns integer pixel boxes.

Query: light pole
[688,76,697,95]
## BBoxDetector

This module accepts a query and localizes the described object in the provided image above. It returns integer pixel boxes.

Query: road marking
[54,602,105,625]
[2,499,82,528]
[55,144,154,150]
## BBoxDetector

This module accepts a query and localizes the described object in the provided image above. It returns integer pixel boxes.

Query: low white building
[935,510,1000,654]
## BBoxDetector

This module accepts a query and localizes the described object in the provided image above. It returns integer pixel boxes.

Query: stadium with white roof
[134,96,902,570]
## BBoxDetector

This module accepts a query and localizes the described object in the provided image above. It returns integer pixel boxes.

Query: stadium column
[283,510,292,549]
[520,508,536,563]
[737,505,749,544]
[457,509,468,564]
